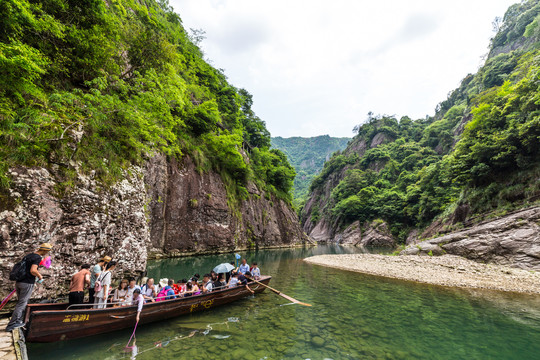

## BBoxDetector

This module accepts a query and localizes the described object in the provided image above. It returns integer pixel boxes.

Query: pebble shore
[304,254,540,294]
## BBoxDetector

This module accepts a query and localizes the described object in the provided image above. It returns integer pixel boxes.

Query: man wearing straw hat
[5,242,52,332]
[89,255,111,304]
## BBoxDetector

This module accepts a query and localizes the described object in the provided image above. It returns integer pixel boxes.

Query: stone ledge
[0,318,18,360]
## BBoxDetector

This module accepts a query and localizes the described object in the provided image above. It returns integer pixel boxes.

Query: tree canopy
[0,0,295,204]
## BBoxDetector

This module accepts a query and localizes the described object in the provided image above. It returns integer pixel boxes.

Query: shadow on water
[27,245,540,360]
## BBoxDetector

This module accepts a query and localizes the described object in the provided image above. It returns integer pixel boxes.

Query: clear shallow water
[27,245,540,359]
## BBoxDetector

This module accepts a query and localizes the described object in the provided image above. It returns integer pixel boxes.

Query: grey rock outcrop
[305,217,396,248]
[334,220,395,248]
[401,207,540,269]
[0,166,149,300]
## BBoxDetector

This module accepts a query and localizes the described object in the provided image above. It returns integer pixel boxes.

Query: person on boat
[141,278,157,302]
[238,259,250,274]
[238,271,255,295]
[126,278,140,305]
[251,262,261,280]
[68,264,91,305]
[89,256,111,304]
[183,281,194,297]
[94,260,116,309]
[228,272,239,288]
[191,280,201,295]
[132,288,144,323]
[173,279,187,296]
[225,262,235,283]
[202,274,213,293]
[112,279,129,306]
[5,242,52,332]
[213,273,226,290]
[156,279,176,301]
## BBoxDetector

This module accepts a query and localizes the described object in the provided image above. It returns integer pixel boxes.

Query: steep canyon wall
[0,156,307,300]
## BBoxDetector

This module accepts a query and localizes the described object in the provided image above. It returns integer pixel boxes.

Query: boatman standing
[6,243,52,332]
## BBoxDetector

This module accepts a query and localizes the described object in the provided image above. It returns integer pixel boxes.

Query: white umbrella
[213,263,235,274]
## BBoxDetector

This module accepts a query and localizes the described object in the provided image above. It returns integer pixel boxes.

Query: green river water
[27,245,540,359]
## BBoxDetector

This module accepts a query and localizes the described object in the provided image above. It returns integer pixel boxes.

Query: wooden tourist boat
[23,275,271,343]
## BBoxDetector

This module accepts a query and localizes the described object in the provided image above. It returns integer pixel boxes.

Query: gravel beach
[304,254,540,294]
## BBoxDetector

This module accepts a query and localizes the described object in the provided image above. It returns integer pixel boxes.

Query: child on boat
[173,279,187,296]
[251,262,261,280]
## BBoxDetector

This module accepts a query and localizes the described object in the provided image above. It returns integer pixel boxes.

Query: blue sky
[170,0,518,137]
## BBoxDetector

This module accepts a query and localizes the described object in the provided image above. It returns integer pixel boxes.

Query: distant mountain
[271,135,351,205]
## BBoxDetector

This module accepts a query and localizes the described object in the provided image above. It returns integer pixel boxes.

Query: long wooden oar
[248,277,312,307]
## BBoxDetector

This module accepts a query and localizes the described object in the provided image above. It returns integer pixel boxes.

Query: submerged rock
[311,336,325,347]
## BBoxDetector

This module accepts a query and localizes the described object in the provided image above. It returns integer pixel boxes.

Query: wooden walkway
[0,318,23,360]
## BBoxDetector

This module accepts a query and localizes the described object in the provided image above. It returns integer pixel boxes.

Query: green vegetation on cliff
[271,135,350,206]
[0,0,295,203]
[303,0,540,240]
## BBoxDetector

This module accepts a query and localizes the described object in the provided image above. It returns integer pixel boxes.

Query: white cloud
[171,0,519,137]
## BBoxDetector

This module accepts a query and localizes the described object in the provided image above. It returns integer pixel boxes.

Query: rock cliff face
[0,156,307,300]
[0,166,149,301]
[333,220,395,247]
[401,207,540,270]
[146,155,307,256]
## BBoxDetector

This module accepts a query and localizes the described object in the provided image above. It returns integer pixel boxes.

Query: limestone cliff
[0,157,307,301]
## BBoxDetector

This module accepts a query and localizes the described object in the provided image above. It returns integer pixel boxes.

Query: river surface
[27,245,540,359]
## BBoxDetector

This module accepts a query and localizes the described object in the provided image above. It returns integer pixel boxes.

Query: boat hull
[24,276,270,343]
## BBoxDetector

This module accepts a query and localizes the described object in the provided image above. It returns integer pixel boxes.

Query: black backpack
[9,256,29,281]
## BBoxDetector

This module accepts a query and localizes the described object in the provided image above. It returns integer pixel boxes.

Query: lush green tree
[0,0,296,206]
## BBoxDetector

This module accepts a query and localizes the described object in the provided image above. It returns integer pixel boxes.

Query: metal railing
[64,282,255,310]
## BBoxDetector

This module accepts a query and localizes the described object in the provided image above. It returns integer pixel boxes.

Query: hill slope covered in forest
[0,0,295,204]
[271,135,350,206]
[301,0,540,244]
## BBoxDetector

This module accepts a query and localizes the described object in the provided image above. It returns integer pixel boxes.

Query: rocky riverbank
[304,254,540,294]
